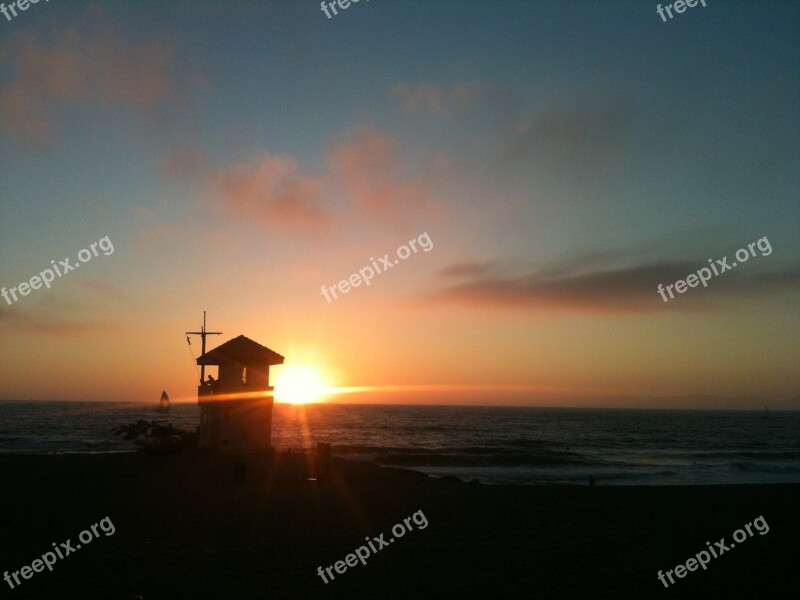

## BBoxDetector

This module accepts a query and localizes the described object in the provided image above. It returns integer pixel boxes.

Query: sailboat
[156,390,170,413]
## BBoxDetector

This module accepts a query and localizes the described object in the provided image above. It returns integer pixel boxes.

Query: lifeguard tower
[190,317,284,451]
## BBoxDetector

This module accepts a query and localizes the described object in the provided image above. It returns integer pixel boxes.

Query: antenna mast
[186,311,222,385]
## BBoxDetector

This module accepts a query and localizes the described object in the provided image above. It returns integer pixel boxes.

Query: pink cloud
[1,26,184,145]
[159,125,445,233]
[158,147,334,234]
[213,152,333,233]
[329,125,436,215]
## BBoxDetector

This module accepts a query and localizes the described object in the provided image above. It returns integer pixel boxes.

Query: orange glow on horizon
[321,383,578,396]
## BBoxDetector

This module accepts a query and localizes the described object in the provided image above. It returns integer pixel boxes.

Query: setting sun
[274,366,327,404]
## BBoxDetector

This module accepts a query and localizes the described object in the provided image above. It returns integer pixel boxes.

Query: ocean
[1,401,798,486]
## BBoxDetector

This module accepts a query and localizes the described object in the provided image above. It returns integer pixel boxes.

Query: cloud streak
[0,308,118,337]
[433,259,800,314]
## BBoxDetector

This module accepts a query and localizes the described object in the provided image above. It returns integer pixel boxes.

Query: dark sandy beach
[0,452,797,600]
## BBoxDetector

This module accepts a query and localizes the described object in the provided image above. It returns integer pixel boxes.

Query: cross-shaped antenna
[186,311,222,385]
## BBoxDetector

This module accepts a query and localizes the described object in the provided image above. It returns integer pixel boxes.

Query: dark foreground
[0,453,797,600]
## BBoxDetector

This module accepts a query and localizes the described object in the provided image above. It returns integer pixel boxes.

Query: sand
[0,452,797,599]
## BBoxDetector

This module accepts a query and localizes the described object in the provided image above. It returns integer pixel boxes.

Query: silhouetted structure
[196,335,285,451]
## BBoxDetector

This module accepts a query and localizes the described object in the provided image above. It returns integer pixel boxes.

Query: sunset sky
[1,1,798,408]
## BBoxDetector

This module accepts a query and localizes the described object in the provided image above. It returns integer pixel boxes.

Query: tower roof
[196,335,285,366]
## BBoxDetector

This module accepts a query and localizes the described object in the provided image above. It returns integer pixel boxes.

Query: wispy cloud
[0,308,119,337]
[390,81,495,116]
[0,25,193,145]
[502,99,634,178]
[433,257,800,314]
[329,125,440,216]
[159,148,334,234]
[73,278,126,300]
[439,261,496,279]
[213,152,333,234]
[160,125,445,234]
